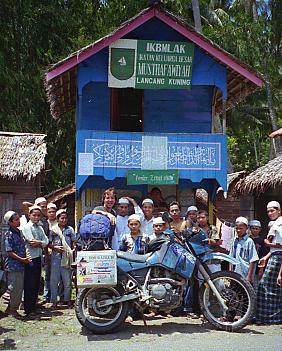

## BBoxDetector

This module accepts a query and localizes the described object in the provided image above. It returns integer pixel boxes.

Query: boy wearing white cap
[249,220,269,290]
[256,201,282,325]
[48,209,75,307]
[181,206,198,230]
[40,203,58,305]
[151,217,167,240]
[3,211,32,317]
[138,198,154,238]
[111,197,142,250]
[119,215,149,254]
[47,203,57,231]
[249,220,268,255]
[229,217,258,282]
[22,206,49,317]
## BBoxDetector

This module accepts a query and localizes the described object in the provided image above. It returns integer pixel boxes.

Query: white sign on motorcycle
[76,250,117,287]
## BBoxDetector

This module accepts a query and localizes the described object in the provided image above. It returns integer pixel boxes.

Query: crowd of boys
[2,197,75,319]
[1,187,282,325]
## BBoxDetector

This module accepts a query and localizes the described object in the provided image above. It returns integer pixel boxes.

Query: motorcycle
[75,227,256,334]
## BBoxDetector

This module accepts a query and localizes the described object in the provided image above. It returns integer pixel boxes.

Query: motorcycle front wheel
[75,286,129,334]
[199,270,256,332]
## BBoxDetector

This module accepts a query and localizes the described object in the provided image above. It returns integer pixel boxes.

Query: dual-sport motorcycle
[75,226,256,333]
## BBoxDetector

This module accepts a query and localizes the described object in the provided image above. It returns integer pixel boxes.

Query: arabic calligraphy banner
[76,131,227,191]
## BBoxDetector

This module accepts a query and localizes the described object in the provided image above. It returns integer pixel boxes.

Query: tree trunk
[252,1,258,21]
[192,0,202,33]
[252,133,259,167]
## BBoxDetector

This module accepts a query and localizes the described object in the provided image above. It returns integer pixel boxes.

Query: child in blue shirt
[230,217,259,283]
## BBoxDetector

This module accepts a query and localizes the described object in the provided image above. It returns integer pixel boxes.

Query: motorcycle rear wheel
[75,286,129,334]
[199,270,255,332]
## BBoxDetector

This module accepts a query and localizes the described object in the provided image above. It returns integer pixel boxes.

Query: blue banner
[76,131,227,192]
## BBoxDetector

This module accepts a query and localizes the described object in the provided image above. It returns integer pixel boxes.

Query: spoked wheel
[199,271,256,332]
[75,286,129,334]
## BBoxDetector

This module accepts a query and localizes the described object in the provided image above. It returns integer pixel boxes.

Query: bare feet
[125,316,133,323]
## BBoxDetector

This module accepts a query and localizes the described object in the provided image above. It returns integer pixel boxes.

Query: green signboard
[127,170,179,185]
[108,39,194,89]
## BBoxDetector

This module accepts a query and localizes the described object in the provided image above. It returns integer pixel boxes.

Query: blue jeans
[183,282,193,312]
[43,261,51,301]
[50,257,71,303]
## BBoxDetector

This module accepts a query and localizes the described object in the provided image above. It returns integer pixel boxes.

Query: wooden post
[208,199,214,225]
[75,197,82,232]
[222,98,227,134]
[222,99,227,134]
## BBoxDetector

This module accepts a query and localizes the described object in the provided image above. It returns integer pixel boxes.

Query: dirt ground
[0,296,281,351]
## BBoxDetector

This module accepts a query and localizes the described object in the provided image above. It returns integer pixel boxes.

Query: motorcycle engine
[149,283,171,300]
[148,282,181,311]
[146,267,183,312]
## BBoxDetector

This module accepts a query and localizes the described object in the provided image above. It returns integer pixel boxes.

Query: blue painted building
[45,4,264,219]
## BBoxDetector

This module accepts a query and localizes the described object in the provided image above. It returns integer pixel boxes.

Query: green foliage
[0,0,281,194]
[200,0,282,171]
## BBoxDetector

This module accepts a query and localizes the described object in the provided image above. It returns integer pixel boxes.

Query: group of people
[2,186,282,325]
[89,187,282,324]
[2,198,75,318]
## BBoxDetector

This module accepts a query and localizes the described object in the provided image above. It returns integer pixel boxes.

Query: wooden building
[46,183,76,228]
[0,131,46,233]
[45,4,264,221]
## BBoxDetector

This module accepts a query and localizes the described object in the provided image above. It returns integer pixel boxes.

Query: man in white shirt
[111,197,144,250]
[112,198,130,250]
[256,201,282,325]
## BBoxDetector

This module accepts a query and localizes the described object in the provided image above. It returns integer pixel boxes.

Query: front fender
[200,252,239,265]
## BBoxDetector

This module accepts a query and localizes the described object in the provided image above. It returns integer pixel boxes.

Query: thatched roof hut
[196,171,247,204]
[0,131,47,180]
[235,154,282,194]
[46,183,75,204]
[46,183,75,227]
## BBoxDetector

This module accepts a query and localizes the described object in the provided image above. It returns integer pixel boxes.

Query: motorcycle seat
[116,251,152,263]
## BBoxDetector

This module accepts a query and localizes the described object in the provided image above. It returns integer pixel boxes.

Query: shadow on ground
[80,318,264,343]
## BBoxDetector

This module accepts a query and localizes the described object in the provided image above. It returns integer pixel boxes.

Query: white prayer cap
[235,216,248,226]
[29,205,42,214]
[4,211,16,223]
[249,220,261,227]
[267,201,280,209]
[35,197,47,205]
[153,217,165,225]
[56,209,67,218]
[47,203,57,210]
[187,206,198,213]
[142,198,154,206]
[128,214,141,223]
[118,198,129,205]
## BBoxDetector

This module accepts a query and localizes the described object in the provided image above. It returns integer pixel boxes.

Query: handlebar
[181,227,201,241]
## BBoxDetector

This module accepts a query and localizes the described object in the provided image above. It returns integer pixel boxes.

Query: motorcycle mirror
[162,212,173,226]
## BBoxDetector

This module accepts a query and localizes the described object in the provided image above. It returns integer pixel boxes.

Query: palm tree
[192,0,202,32]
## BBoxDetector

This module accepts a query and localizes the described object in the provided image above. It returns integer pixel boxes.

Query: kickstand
[134,302,148,328]
[141,312,148,327]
